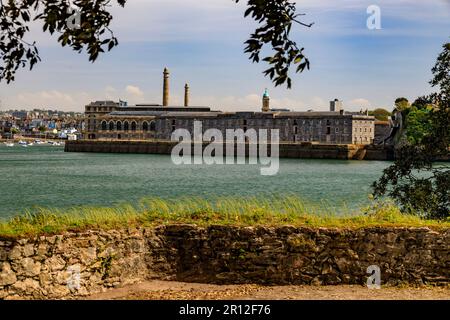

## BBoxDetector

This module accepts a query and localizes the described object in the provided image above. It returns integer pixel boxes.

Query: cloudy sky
[0,0,449,112]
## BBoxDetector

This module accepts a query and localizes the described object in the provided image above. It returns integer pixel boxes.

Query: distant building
[12,111,29,120]
[83,69,376,145]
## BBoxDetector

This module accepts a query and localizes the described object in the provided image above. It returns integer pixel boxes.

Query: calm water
[0,145,390,218]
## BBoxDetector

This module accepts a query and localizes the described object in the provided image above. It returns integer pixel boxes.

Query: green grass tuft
[0,196,448,239]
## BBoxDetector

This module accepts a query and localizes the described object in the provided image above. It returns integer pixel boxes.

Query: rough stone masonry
[0,225,449,300]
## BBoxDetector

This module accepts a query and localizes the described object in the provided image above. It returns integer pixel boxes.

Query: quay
[65,140,394,161]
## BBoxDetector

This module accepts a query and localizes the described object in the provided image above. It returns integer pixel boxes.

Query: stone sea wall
[1,225,448,299]
[65,140,395,160]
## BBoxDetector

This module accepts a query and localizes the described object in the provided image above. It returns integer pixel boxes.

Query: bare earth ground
[87,280,450,300]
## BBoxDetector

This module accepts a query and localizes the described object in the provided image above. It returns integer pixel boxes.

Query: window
[143,122,149,132]
[124,121,129,131]
[101,121,107,131]
[116,121,122,131]
[326,127,331,135]
[109,121,114,131]
[150,121,156,131]
[131,121,137,131]
[335,127,339,133]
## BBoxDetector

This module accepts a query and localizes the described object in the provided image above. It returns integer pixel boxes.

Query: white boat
[27,142,34,146]
[3,142,14,147]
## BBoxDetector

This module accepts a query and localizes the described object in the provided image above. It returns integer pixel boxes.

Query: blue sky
[0,0,449,112]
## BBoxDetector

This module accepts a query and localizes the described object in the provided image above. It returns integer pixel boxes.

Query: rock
[0,262,17,286]
[21,258,41,277]
[79,247,96,264]
[36,243,49,259]
[22,244,35,257]
[8,246,22,260]
[44,256,66,272]
[11,278,40,294]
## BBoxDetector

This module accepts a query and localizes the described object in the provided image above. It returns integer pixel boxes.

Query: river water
[0,144,390,218]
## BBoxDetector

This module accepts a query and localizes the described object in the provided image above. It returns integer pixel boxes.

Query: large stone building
[84,69,375,145]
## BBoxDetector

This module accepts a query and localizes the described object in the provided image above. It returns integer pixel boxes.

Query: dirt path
[88,280,450,300]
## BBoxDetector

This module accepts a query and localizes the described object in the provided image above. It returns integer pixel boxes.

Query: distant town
[0,109,83,141]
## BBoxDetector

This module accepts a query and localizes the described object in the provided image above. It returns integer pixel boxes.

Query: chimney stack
[163,67,170,106]
[184,83,190,107]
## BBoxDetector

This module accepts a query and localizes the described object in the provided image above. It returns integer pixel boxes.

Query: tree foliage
[373,43,450,220]
[0,0,312,88]
[394,97,410,111]
[369,108,391,121]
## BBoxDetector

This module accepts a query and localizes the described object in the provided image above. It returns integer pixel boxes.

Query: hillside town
[0,109,83,141]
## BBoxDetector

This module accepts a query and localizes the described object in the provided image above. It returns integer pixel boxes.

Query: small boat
[3,142,14,147]
[27,142,34,146]
[18,140,27,146]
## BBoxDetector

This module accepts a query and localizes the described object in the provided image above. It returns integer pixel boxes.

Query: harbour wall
[64,140,395,161]
[1,225,448,299]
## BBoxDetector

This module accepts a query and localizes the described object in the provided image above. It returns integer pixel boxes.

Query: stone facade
[1,225,448,300]
[85,104,376,145]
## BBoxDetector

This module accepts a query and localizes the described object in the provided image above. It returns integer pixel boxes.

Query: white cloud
[6,90,93,111]
[348,98,372,109]
[125,85,144,98]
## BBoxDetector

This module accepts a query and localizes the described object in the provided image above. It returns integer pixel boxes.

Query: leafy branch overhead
[0,0,311,88]
[0,0,126,83]
[236,0,313,88]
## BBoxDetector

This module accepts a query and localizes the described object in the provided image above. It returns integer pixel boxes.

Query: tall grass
[0,196,448,239]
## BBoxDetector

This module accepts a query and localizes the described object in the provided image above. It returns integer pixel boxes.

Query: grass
[0,196,449,239]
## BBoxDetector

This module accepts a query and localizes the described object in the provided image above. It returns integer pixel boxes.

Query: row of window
[354,127,372,133]
[294,127,350,134]
[100,121,156,132]
[87,107,114,112]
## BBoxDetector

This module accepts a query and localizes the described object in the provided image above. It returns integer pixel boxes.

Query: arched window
[124,121,129,131]
[131,121,137,131]
[101,121,107,131]
[149,121,156,131]
[116,121,122,131]
[142,122,149,132]
[109,121,114,131]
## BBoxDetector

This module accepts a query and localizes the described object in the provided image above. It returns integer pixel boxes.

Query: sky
[0,0,449,112]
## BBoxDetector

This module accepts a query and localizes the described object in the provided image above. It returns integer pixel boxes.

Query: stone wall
[65,140,393,160]
[1,225,448,300]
